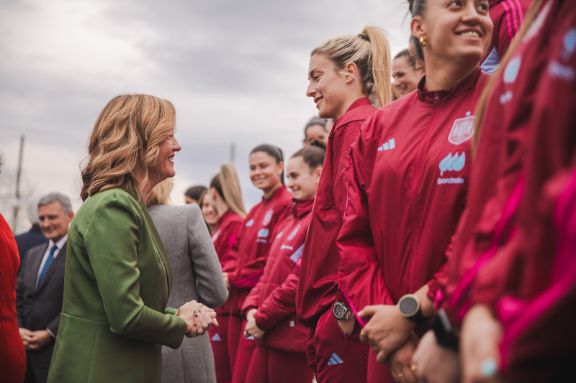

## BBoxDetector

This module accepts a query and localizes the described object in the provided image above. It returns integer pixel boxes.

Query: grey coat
[148,204,228,383]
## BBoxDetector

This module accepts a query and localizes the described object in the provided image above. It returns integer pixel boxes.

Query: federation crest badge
[448,115,475,145]
[262,209,274,225]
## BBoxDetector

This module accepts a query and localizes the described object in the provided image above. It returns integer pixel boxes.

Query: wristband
[432,308,459,350]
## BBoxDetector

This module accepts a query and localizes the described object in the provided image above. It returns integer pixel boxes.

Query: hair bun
[309,139,327,151]
[357,33,369,41]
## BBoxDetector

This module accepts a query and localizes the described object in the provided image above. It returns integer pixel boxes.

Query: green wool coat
[47,189,187,383]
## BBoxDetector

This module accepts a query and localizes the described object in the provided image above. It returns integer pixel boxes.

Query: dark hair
[305,117,327,131]
[303,117,328,142]
[185,185,207,201]
[408,0,427,62]
[290,140,326,169]
[250,144,285,184]
[394,49,418,70]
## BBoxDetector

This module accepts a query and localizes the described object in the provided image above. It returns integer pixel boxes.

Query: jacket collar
[262,185,289,202]
[291,198,314,219]
[417,68,482,105]
[334,97,373,127]
[218,209,239,226]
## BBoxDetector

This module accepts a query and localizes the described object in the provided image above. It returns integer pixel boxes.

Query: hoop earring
[419,36,427,47]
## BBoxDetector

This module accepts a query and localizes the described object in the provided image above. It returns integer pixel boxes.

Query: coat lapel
[29,243,48,289]
[141,205,171,295]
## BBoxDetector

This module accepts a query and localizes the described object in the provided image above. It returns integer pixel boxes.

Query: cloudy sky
[0,0,411,232]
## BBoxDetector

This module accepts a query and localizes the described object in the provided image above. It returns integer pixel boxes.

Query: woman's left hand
[179,300,218,337]
[461,304,503,383]
[358,304,414,362]
[389,335,419,383]
[412,330,459,383]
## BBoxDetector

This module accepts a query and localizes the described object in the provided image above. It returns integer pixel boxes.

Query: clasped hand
[177,300,218,337]
[244,308,265,339]
[19,328,52,350]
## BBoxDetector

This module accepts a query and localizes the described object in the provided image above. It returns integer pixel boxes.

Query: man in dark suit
[15,198,47,261]
[17,192,74,383]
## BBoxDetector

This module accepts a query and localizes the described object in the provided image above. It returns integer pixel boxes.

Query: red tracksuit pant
[227,315,244,379]
[368,350,394,383]
[210,314,231,383]
[245,344,314,383]
[311,309,369,383]
[231,320,256,383]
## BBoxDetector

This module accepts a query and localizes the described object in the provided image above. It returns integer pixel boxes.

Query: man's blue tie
[36,245,58,288]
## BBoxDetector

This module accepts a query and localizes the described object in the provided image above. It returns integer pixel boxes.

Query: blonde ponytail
[312,25,393,108]
[362,26,392,107]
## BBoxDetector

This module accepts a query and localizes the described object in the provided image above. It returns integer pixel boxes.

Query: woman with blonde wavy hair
[48,94,218,383]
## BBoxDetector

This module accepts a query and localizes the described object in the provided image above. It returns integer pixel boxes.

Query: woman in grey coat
[148,180,228,383]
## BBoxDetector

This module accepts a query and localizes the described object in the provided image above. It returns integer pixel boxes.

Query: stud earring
[419,36,427,47]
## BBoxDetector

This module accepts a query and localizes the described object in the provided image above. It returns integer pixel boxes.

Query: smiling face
[413,0,492,67]
[286,156,321,201]
[149,134,182,182]
[392,56,422,98]
[38,202,74,242]
[304,124,328,145]
[249,151,283,194]
[201,193,219,226]
[306,54,350,119]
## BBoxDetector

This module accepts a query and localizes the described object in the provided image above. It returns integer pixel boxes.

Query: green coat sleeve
[84,193,187,349]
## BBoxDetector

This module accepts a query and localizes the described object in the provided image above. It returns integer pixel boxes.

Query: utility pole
[229,142,236,164]
[12,134,24,231]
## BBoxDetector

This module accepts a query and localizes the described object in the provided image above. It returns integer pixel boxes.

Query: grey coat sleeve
[187,205,228,308]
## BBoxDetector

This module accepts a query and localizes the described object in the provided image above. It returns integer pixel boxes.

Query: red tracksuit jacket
[482,0,530,72]
[243,198,313,353]
[430,3,538,310]
[228,186,292,315]
[212,210,244,315]
[478,3,576,379]
[297,97,377,326]
[336,70,489,319]
[213,210,244,273]
[432,1,576,379]
[490,0,531,55]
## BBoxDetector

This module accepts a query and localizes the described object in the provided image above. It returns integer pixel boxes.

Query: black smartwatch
[398,294,426,325]
[432,308,459,350]
[332,301,353,321]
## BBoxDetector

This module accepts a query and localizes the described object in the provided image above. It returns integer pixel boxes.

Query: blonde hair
[312,25,392,107]
[472,0,543,156]
[80,94,176,201]
[210,164,246,218]
[148,178,173,206]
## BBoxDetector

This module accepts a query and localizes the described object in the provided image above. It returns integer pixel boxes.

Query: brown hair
[290,140,326,170]
[312,25,392,107]
[408,0,427,62]
[80,94,176,201]
[210,164,246,218]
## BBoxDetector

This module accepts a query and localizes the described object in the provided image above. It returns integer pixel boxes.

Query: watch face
[399,295,419,317]
[333,302,348,320]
